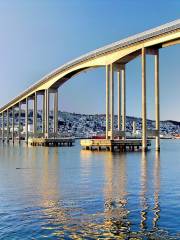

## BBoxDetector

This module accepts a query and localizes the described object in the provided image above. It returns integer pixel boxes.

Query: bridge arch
[0,19,179,151]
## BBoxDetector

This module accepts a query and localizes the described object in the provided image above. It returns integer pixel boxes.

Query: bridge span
[0,19,180,151]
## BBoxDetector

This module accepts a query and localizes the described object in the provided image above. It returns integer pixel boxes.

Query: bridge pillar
[45,89,49,138]
[25,97,29,144]
[12,107,14,143]
[18,102,21,143]
[53,90,58,138]
[117,67,121,135]
[110,64,114,140]
[33,92,37,137]
[42,92,45,136]
[122,65,126,140]
[155,50,160,151]
[2,112,4,142]
[106,65,110,139]
[142,47,147,151]
[7,109,9,143]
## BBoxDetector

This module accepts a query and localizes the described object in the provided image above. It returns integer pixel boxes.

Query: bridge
[0,19,180,151]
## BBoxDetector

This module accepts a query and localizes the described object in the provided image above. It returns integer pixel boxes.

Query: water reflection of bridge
[1,143,162,238]
[102,151,161,238]
[78,149,162,238]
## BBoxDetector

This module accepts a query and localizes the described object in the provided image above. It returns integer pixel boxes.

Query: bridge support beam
[121,65,126,140]
[117,67,121,135]
[7,109,9,143]
[12,107,14,143]
[2,112,4,142]
[45,89,49,138]
[33,92,37,137]
[155,50,160,151]
[18,102,21,143]
[106,64,125,140]
[25,97,29,144]
[110,64,114,140]
[106,65,110,139]
[54,90,58,138]
[42,92,45,136]
[142,47,147,151]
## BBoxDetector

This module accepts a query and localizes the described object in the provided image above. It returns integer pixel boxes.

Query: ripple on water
[0,140,180,239]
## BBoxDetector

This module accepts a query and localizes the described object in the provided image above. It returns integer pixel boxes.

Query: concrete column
[45,89,49,138]
[110,64,114,140]
[117,68,121,133]
[155,50,160,151]
[53,90,58,137]
[18,102,21,143]
[7,109,9,143]
[12,108,14,143]
[33,92,37,137]
[122,66,126,140]
[2,112,4,142]
[44,90,47,135]
[133,121,136,135]
[142,47,147,151]
[42,92,45,136]
[25,97,29,144]
[106,65,110,139]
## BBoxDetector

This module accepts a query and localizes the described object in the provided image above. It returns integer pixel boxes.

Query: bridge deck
[0,19,179,113]
[80,139,151,152]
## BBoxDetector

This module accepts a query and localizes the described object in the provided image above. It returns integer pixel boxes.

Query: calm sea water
[0,140,180,239]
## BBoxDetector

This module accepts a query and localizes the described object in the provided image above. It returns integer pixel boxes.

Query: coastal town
[1,110,180,139]
[58,111,180,139]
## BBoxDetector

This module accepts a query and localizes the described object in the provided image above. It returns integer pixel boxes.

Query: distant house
[22,124,33,133]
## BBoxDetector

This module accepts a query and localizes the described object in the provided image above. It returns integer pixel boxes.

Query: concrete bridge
[0,19,180,150]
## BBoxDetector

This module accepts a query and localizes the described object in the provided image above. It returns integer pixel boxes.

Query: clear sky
[0,0,179,120]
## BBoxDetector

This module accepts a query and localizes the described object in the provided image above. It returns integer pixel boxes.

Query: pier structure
[0,19,179,150]
[81,139,151,152]
[28,137,74,147]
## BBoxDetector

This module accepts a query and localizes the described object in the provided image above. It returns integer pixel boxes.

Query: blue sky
[0,0,179,120]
